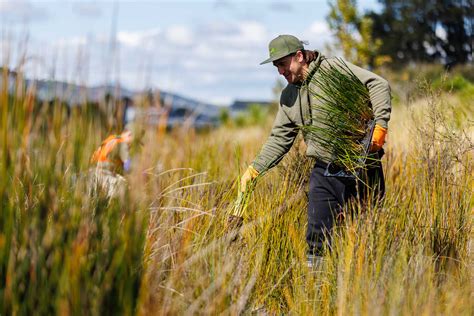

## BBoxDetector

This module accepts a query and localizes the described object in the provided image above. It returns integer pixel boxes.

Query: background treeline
[328,0,473,68]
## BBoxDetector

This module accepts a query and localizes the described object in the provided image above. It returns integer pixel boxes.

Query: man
[240,35,391,264]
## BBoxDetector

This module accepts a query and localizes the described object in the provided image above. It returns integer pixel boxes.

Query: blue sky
[0,0,380,105]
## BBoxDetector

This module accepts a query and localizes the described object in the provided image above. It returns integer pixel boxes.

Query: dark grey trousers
[306,151,385,255]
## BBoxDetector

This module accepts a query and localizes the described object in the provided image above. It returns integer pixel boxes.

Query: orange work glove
[91,131,133,164]
[240,165,259,193]
[370,124,387,152]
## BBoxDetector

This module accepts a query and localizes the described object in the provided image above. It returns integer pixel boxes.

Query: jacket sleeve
[252,106,299,173]
[345,62,392,129]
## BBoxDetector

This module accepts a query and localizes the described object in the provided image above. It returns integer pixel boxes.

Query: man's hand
[370,124,387,152]
[240,165,259,193]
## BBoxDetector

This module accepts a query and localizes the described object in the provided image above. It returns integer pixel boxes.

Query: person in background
[89,129,133,197]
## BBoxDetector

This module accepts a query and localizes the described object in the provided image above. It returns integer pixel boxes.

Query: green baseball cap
[260,34,305,65]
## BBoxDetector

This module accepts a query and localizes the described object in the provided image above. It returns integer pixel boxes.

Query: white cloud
[199,73,219,84]
[301,20,334,50]
[239,21,267,43]
[118,31,144,47]
[111,20,268,73]
[117,31,142,47]
[309,21,329,35]
[117,28,161,47]
[165,25,193,46]
[193,43,213,58]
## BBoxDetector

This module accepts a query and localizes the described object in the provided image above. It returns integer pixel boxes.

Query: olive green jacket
[252,52,392,173]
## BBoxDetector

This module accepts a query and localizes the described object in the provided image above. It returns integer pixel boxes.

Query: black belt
[314,148,385,178]
[314,159,330,169]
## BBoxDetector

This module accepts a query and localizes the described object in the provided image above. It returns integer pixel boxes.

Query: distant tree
[219,107,230,125]
[435,0,473,66]
[327,0,387,68]
[368,0,473,67]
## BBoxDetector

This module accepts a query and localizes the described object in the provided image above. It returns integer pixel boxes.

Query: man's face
[272,52,305,84]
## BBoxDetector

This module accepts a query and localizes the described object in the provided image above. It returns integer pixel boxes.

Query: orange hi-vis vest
[91,134,128,165]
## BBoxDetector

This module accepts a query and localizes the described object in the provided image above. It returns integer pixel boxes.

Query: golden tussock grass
[0,51,472,314]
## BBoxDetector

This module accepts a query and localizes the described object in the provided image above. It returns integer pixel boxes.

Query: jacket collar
[303,50,323,85]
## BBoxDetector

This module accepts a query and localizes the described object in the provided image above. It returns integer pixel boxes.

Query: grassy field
[0,64,472,315]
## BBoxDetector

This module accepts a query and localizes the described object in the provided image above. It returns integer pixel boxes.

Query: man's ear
[295,50,304,63]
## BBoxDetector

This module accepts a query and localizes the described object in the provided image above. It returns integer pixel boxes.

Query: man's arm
[251,105,299,173]
[344,62,392,129]
[340,61,391,151]
[240,105,298,193]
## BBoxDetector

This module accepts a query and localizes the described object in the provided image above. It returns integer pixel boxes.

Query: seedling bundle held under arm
[304,58,377,177]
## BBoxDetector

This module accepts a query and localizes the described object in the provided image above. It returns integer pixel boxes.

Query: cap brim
[259,51,293,65]
[260,57,277,65]
[259,58,274,65]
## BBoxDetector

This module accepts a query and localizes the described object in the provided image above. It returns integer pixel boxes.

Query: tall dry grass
[0,50,472,314]
[0,56,147,314]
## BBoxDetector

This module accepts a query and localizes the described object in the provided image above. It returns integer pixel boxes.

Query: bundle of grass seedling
[227,181,256,230]
[226,167,264,233]
[304,58,375,175]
